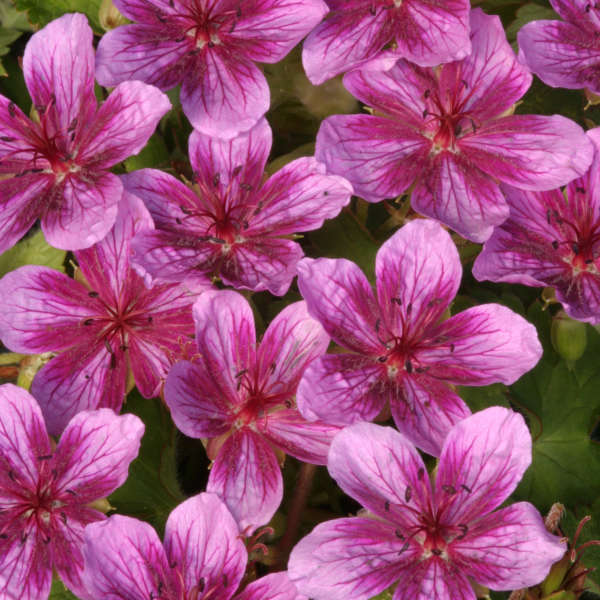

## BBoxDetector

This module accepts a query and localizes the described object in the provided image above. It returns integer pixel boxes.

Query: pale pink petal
[259,409,339,464]
[393,558,475,600]
[164,493,246,600]
[189,117,272,194]
[435,407,532,524]
[0,266,99,353]
[453,502,566,590]
[0,384,50,490]
[221,238,304,296]
[256,301,329,397]
[550,0,600,29]
[32,342,128,437]
[328,423,432,527]
[165,360,232,439]
[518,21,600,94]
[231,0,328,64]
[411,152,509,243]
[235,572,307,600]
[181,49,269,138]
[419,305,542,386]
[375,220,461,338]
[113,0,183,23]
[302,7,394,84]
[248,157,352,235]
[82,516,180,600]
[440,9,531,122]
[289,517,418,600]
[390,375,471,458]
[459,115,594,191]
[297,257,383,354]
[315,114,430,202]
[78,81,171,169]
[22,14,95,138]
[0,96,39,171]
[296,354,385,424]
[52,409,143,503]
[95,25,191,89]
[207,429,283,532]
[41,171,122,251]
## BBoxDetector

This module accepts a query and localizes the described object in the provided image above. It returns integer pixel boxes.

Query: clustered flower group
[0,0,597,598]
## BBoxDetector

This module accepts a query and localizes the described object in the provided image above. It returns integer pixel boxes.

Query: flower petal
[419,304,542,386]
[82,516,180,600]
[78,81,171,169]
[95,24,191,89]
[259,409,339,465]
[164,493,246,600]
[181,50,269,138]
[22,13,95,137]
[459,115,594,191]
[297,257,383,354]
[113,0,182,23]
[0,384,50,490]
[41,171,122,251]
[453,502,566,590]
[207,429,283,532]
[435,407,532,524]
[289,517,418,600]
[375,220,461,338]
[52,409,143,503]
[296,354,385,424]
[248,157,352,235]
[315,114,429,202]
[235,572,307,600]
[328,422,432,527]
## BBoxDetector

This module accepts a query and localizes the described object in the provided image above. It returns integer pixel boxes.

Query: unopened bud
[541,553,571,596]
[551,310,587,365]
[99,0,128,30]
[585,88,600,110]
[87,497,114,513]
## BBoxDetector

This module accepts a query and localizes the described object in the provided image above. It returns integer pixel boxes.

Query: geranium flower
[0,13,170,254]
[473,129,600,324]
[82,493,305,599]
[289,408,566,600]
[95,0,328,138]
[0,384,143,600]
[315,8,593,242]
[0,192,204,436]
[302,0,471,85]
[164,290,340,531]
[518,0,600,95]
[124,118,352,296]
[296,219,542,456]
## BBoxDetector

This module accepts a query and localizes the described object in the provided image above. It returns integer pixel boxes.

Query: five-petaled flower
[289,408,566,600]
[0,193,205,436]
[315,8,593,242]
[82,492,307,599]
[95,0,328,138]
[302,0,471,85]
[473,128,600,324]
[296,219,542,456]
[125,118,352,296]
[164,290,340,531]
[0,384,143,600]
[0,13,170,254]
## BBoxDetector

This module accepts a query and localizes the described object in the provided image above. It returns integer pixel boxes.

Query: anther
[384,501,390,511]
[405,486,412,502]
[213,172,220,186]
[8,102,15,118]
[405,360,413,374]
[417,467,424,480]
[442,484,456,495]
[88,291,99,298]
[552,240,559,250]
[460,484,472,493]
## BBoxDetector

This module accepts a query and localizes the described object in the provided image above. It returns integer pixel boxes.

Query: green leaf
[49,579,78,600]
[13,0,103,33]
[505,3,557,43]
[109,391,185,536]
[0,229,66,277]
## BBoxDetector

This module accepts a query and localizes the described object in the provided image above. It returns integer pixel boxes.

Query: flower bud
[99,0,128,30]
[551,310,587,365]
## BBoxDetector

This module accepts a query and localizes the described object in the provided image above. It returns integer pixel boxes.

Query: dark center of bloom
[182,2,243,50]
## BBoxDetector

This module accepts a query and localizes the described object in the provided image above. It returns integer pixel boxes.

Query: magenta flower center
[182,2,243,49]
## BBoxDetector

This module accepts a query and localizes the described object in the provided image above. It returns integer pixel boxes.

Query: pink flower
[289,408,566,600]
[0,13,170,254]
[518,0,600,95]
[0,384,143,600]
[164,290,340,531]
[82,493,306,599]
[95,0,328,138]
[0,192,205,436]
[473,128,600,324]
[302,0,471,85]
[296,219,542,456]
[315,8,593,242]
[125,118,352,296]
